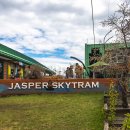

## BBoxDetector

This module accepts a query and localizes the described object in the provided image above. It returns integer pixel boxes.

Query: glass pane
[0,62,3,79]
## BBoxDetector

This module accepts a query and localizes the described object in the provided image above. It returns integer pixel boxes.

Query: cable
[91,0,96,47]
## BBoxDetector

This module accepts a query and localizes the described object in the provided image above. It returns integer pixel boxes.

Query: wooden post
[3,62,8,79]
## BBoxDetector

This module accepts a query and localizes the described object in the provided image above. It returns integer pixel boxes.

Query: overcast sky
[0,0,124,74]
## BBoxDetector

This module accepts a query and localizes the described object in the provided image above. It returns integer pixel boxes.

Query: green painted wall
[85,44,106,77]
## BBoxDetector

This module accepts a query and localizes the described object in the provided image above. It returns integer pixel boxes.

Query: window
[0,62,3,79]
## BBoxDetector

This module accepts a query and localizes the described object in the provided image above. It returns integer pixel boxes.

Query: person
[65,67,70,78]
[75,63,83,78]
[69,65,74,78]
[24,66,31,79]
[10,69,15,79]
[29,65,42,79]
[15,69,21,80]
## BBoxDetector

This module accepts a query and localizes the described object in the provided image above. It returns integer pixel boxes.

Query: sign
[0,78,115,96]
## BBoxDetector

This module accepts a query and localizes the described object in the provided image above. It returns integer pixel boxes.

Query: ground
[0,93,104,130]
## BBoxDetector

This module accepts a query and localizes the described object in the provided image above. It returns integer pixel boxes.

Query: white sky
[0,0,125,74]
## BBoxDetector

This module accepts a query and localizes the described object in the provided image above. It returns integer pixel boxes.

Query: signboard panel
[0,78,116,96]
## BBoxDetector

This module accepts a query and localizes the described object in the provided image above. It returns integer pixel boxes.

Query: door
[0,62,3,79]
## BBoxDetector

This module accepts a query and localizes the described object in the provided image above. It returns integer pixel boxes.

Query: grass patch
[0,93,104,130]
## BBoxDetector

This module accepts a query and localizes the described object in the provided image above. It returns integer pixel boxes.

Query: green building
[0,43,55,79]
[85,43,130,78]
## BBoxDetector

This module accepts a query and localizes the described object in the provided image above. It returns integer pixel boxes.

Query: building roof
[85,43,130,48]
[0,43,55,74]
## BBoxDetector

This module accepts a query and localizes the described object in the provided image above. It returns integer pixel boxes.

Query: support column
[3,62,8,79]
[7,63,11,79]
